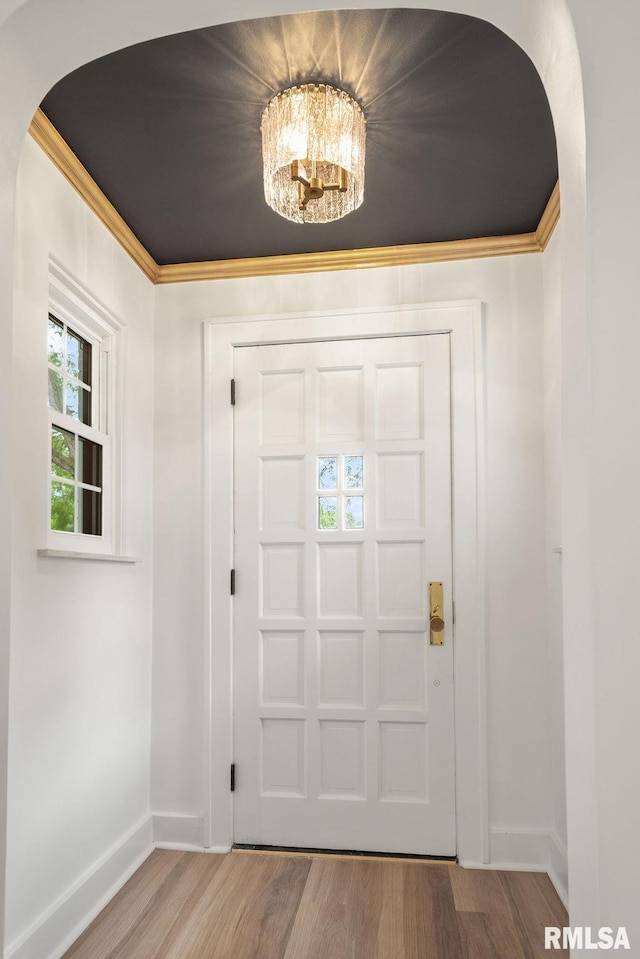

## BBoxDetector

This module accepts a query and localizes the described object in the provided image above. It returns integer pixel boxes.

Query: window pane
[67,329,92,386]
[51,426,75,479]
[318,456,337,489]
[51,482,75,532]
[344,455,363,489]
[66,382,91,425]
[79,437,102,488]
[344,496,364,529]
[48,316,63,367]
[48,369,63,412]
[318,496,338,529]
[79,489,102,536]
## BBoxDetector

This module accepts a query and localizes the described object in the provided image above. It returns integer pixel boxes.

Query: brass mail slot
[429,581,445,645]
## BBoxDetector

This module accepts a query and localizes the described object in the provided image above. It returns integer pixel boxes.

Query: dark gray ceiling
[40,8,557,266]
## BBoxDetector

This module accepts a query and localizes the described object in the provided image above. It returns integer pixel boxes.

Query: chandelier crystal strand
[261,84,366,224]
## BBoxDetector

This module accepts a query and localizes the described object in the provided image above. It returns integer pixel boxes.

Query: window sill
[37,548,141,564]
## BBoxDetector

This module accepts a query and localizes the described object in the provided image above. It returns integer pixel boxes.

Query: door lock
[429,581,445,645]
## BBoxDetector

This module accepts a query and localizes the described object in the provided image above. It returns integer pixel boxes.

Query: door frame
[203,300,487,862]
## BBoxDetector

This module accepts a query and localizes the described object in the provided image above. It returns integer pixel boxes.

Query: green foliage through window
[51,482,75,532]
[319,496,338,529]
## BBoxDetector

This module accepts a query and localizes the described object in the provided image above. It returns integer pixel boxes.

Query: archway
[0,0,592,949]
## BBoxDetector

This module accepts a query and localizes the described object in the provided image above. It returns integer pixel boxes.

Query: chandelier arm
[290,159,310,188]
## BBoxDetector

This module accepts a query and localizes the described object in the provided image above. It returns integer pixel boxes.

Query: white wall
[5,136,155,957]
[565,3,640,945]
[543,226,567,894]
[152,254,553,857]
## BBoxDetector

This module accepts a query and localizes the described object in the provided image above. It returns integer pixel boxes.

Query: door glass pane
[318,496,338,529]
[48,316,63,367]
[51,426,75,479]
[318,456,337,489]
[344,455,363,488]
[51,482,75,532]
[79,489,102,536]
[344,496,364,529]
[79,437,102,488]
[48,369,63,412]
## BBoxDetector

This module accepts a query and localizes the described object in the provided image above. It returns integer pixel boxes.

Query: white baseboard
[548,831,569,909]
[459,826,551,870]
[6,815,153,959]
[154,841,232,854]
[152,813,206,850]
[488,827,551,868]
[460,827,569,910]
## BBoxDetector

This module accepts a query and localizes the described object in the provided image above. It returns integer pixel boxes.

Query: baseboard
[154,841,232,854]
[547,831,569,909]
[152,813,207,851]
[6,815,153,959]
[460,827,569,909]
[487,827,551,868]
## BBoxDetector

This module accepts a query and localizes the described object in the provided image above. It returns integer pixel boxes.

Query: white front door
[233,333,455,855]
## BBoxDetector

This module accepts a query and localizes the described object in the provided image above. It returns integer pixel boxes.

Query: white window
[47,260,122,554]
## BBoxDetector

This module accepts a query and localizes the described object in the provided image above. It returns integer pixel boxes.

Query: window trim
[47,258,124,556]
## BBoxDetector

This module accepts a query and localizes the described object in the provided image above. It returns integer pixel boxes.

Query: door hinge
[230,763,236,792]
[230,378,236,406]
[230,569,236,595]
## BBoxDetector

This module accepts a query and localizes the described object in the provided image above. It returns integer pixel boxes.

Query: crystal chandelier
[261,83,366,224]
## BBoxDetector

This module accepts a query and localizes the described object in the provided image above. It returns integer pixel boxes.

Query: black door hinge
[230,569,236,595]
[230,763,236,792]
[230,379,236,406]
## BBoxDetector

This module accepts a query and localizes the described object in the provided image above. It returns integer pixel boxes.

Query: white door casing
[204,301,486,862]
[233,335,454,854]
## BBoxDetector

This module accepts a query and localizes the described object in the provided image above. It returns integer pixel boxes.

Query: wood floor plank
[108,851,226,959]
[458,911,527,959]
[284,857,464,959]
[161,850,311,959]
[283,857,388,959]
[498,871,568,959]
[64,850,186,959]
[531,872,568,926]
[403,863,465,959]
[449,865,512,913]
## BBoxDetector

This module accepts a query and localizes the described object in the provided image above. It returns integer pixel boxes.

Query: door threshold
[232,843,457,865]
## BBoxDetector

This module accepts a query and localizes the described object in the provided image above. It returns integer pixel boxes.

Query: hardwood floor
[62,850,568,959]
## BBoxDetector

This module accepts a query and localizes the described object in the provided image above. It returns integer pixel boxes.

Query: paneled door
[233,334,455,855]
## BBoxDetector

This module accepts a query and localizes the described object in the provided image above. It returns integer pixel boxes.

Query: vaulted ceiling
[39,8,557,270]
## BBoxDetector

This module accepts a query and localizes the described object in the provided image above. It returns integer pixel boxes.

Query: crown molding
[156,232,544,283]
[28,110,159,282]
[535,181,560,250]
[29,108,559,285]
